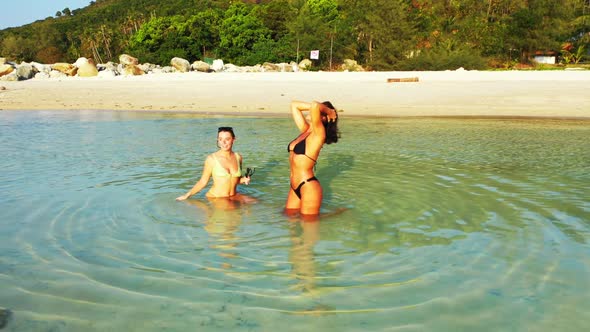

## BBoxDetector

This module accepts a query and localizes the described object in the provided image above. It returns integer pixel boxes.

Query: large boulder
[34,71,50,79]
[223,64,240,72]
[211,59,224,72]
[160,66,176,73]
[74,57,90,67]
[98,62,119,76]
[341,59,364,72]
[119,54,138,66]
[171,57,190,72]
[0,71,17,81]
[139,63,157,73]
[77,58,99,77]
[278,62,294,72]
[31,62,51,75]
[262,62,280,72]
[298,59,312,71]
[0,64,14,77]
[191,60,211,72]
[98,70,117,78]
[122,64,144,76]
[49,70,68,79]
[16,63,35,80]
[51,63,77,76]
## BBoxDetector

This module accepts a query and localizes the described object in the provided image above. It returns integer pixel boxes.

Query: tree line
[1,0,588,70]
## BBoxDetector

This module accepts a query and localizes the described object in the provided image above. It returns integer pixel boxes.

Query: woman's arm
[291,100,311,133]
[176,156,213,201]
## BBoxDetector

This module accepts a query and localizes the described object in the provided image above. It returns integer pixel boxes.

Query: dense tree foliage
[0,0,588,70]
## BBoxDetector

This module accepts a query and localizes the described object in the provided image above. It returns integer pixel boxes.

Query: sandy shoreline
[1,70,589,118]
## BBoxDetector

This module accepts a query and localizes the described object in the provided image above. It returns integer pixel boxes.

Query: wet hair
[217,126,235,138]
[321,101,340,144]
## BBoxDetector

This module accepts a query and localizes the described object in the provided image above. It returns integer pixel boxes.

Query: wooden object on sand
[387,77,419,83]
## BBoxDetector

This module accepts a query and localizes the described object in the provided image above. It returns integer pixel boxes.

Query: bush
[397,46,486,71]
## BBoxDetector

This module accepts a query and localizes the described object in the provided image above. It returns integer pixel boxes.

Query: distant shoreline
[1,70,589,119]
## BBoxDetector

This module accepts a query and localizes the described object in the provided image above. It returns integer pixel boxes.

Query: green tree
[127,15,202,64]
[187,8,222,58]
[339,0,417,70]
[218,2,272,65]
[287,0,340,69]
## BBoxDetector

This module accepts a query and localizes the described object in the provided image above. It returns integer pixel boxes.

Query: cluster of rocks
[0,54,365,81]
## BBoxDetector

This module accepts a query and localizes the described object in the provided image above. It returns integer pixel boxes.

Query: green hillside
[1,0,588,70]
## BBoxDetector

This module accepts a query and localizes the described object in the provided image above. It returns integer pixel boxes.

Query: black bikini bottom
[292,176,319,199]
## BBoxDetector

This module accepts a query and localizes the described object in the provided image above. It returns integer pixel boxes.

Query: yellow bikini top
[212,153,242,178]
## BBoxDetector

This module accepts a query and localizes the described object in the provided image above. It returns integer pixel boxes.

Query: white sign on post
[310,50,319,60]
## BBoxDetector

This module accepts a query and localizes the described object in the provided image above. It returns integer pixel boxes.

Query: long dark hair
[321,101,340,144]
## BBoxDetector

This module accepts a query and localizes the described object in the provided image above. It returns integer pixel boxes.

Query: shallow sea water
[0,111,589,331]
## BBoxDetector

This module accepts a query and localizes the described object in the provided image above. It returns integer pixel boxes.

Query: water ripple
[1,112,588,331]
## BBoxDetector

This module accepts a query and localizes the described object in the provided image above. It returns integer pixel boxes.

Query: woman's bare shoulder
[205,153,216,163]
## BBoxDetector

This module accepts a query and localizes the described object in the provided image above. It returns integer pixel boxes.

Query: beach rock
[262,62,280,72]
[191,60,211,72]
[99,61,119,72]
[160,66,176,73]
[51,63,77,76]
[171,57,190,72]
[98,70,117,78]
[139,63,157,73]
[31,62,51,75]
[341,59,364,72]
[119,54,138,66]
[278,62,294,72]
[34,71,51,79]
[224,63,242,72]
[49,70,68,79]
[0,64,14,77]
[299,59,312,71]
[77,59,99,77]
[16,63,35,80]
[240,64,263,72]
[0,71,17,81]
[122,64,144,76]
[211,59,224,72]
[74,57,90,67]
[149,67,163,74]
[97,62,119,76]
[78,63,99,77]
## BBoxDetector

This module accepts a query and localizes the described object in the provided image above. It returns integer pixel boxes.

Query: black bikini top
[287,137,307,155]
[288,137,317,163]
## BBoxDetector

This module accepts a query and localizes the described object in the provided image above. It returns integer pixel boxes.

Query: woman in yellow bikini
[176,127,251,201]
[285,100,340,218]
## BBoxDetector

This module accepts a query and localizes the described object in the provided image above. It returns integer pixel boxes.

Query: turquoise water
[0,111,589,331]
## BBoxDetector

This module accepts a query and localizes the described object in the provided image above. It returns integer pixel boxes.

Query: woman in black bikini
[285,100,340,218]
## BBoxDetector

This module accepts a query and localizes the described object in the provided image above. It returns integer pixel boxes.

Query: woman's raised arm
[291,100,311,133]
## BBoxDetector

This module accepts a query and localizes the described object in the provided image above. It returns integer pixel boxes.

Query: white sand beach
[1,70,589,118]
